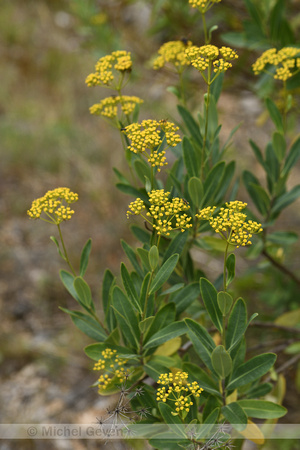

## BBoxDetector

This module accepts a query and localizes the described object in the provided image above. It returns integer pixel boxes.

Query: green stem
[201,13,208,44]
[201,65,211,179]
[223,240,230,292]
[57,224,76,276]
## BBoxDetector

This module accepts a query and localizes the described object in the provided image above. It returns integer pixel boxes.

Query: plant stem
[201,13,208,44]
[201,66,211,179]
[262,249,300,287]
[223,241,229,292]
[57,224,76,276]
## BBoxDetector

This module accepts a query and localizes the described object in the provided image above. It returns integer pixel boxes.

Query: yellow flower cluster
[252,47,300,81]
[156,371,203,415]
[85,50,132,87]
[93,349,128,391]
[122,119,181,171]
[152,40,193,72]
[27,188,78,225]
[127,190,192,236]
[196,201,263,248]
[189,0,221,13]
[186,45,238,74]
[89,95,144,119]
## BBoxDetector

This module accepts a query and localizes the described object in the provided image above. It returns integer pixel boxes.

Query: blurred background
[1,1,300,449]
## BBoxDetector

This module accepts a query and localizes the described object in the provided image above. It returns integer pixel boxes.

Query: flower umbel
[156,371,203,417]
[122,119,181,171]
[196,201,263,248]
[127,190,192,236]
[27,188,78,225]
[189,0,222,14]
[93,349,128,392]
[252,47,300,81]
[85,50,132,88]
[89,95,144,119]
[186,45,238,77]
[152,40,193,73]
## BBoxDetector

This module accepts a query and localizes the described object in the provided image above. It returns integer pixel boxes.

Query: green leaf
[249,140,265,169]
[158,403,187,438]
[144,321,187,350]
[221,402,247,432]
[200,278,223,332]
[84,342,137,360]
[130,224,151,245]
[143,356,175,381]
[217,291,233,316]
[60,308,107,341]
[102,269,116,332]
[226,253,235,288]
[137,248,151,272]
[116,183,148,201]
[143,303,176,343]
[236,400,287,419]
[50,236,65,260]
[79,239,92,277]
[243,171,269,215]
[139,272,153,314]
[120,263,142,313]
[226,298,247,353]
[227,353,276,390]
[201,162,225,207]
[149,253,179,295]
[188,177,203,208]
[183,136,198,178]
[271,185,300,215]
[163,231,188,263]
[171,282,200,316]
[74,277,93,308]
[60,270,79,302]
[211,72,224,103]
[267,231,298,245]
[183,363,221,398]
[121,240,143,278]
[272,131,286,162]
[211,346,232,379]
[177,104,202,147]
[149,245,159,271]
[214,161,236,204]
[139,316,155,334]
[282,136,300,177]
[265,142,280,184]
[112,286,140,350]
[196,408,220,440]
[185,318,216,372]
[247,382,273,399]
[266,98,284,134]
[134,159,151,184]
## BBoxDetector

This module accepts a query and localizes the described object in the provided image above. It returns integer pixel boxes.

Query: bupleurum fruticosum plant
[27,0,292,446]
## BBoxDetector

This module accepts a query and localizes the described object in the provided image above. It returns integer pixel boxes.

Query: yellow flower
[89,95,144,119]
[152,40,193,72]
[196,201,263,248]
[252,47,300,81]
[85,50,132,88]
[27,188,78,225]
[127,190,192,236]
[122,119,181,171]
[189,0,222,14]
[156,371,203,415]
[185,45,238,75]
[93,349,128,391]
